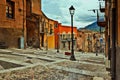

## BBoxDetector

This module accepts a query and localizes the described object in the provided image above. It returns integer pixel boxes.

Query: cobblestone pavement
[0,48,111,80]
[0,65,94,80]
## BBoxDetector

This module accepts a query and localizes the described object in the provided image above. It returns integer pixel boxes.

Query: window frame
[6,0,15,19]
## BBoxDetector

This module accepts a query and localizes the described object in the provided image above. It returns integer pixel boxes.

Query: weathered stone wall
[0,28,22,48]
[26,20,39,48]
[0,0,26,48]
[0,0,26,29]
[116,1,120,80]
[31,0,42,15]
[117,0,120,47]
[116,47,120,80]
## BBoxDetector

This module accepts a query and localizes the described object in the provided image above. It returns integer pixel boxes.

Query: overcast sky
[42,0,101,28]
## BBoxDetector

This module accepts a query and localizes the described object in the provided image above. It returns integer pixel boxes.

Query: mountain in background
[79,21,105,32]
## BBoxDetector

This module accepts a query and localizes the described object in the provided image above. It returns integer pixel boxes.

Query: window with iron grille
[6,0,15,19]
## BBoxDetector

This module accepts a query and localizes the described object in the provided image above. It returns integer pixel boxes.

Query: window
[50,24,53,34]
[41,21,45,33]
[63,34,66,39]
[67,34,71,39]
[6,0,15,19]
[60,34,62,39]
[54,23,58,28]
[93,33,96,39]
[63,42,65,48]
[79,34,82,37]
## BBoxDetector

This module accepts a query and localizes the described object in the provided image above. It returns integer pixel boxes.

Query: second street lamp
[57,33,59,53]
[69,5,76,61]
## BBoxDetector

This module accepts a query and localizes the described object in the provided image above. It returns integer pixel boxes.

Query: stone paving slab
[50,65,108,77]
[49,63,109,77]
[0,49,12,54]
[93,77,104,80]
[11,52,56,62]
[0,57,31,66]
[0,49,111,80]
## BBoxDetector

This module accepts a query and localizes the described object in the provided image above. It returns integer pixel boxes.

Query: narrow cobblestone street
[0,48,111,80]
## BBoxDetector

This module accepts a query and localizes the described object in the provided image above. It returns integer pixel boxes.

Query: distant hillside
[79,21,105,32]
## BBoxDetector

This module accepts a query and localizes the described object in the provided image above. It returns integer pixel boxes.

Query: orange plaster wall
[54,23,78,49]
[59,25,77,37]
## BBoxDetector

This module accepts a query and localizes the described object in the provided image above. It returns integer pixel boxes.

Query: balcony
[97,21,106,27]
[97,17,106,27]
[99,2,105,12]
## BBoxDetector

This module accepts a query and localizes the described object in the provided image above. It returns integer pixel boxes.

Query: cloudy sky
[42,0,100,28]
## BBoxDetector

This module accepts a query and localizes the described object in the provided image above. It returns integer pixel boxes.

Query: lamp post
[69,5,76,61]
[57,33,59,53]
[22,0,25,49]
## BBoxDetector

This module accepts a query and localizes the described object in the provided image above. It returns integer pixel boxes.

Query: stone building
[77,29,104,53]
[98,0,120,79]
[0,0,26,48]
[0,0,57,49]
[25,0,55,49]
[54,24,77,51]
[46,19,55,49]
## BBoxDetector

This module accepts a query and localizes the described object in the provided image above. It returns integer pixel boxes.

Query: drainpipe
[22,0,25,49]
[111,7,116,80]
[108,35,110,60]
[38,18,41,49]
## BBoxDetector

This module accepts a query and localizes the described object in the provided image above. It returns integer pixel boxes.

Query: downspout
[108,0,111,65]
[38,18,41,49]
[111,0,117,79]
[22,0,25,49]
[22,0,27,49]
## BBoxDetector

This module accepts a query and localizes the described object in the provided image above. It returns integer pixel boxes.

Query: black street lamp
[69,5,76,61]
[57,33,59,53]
